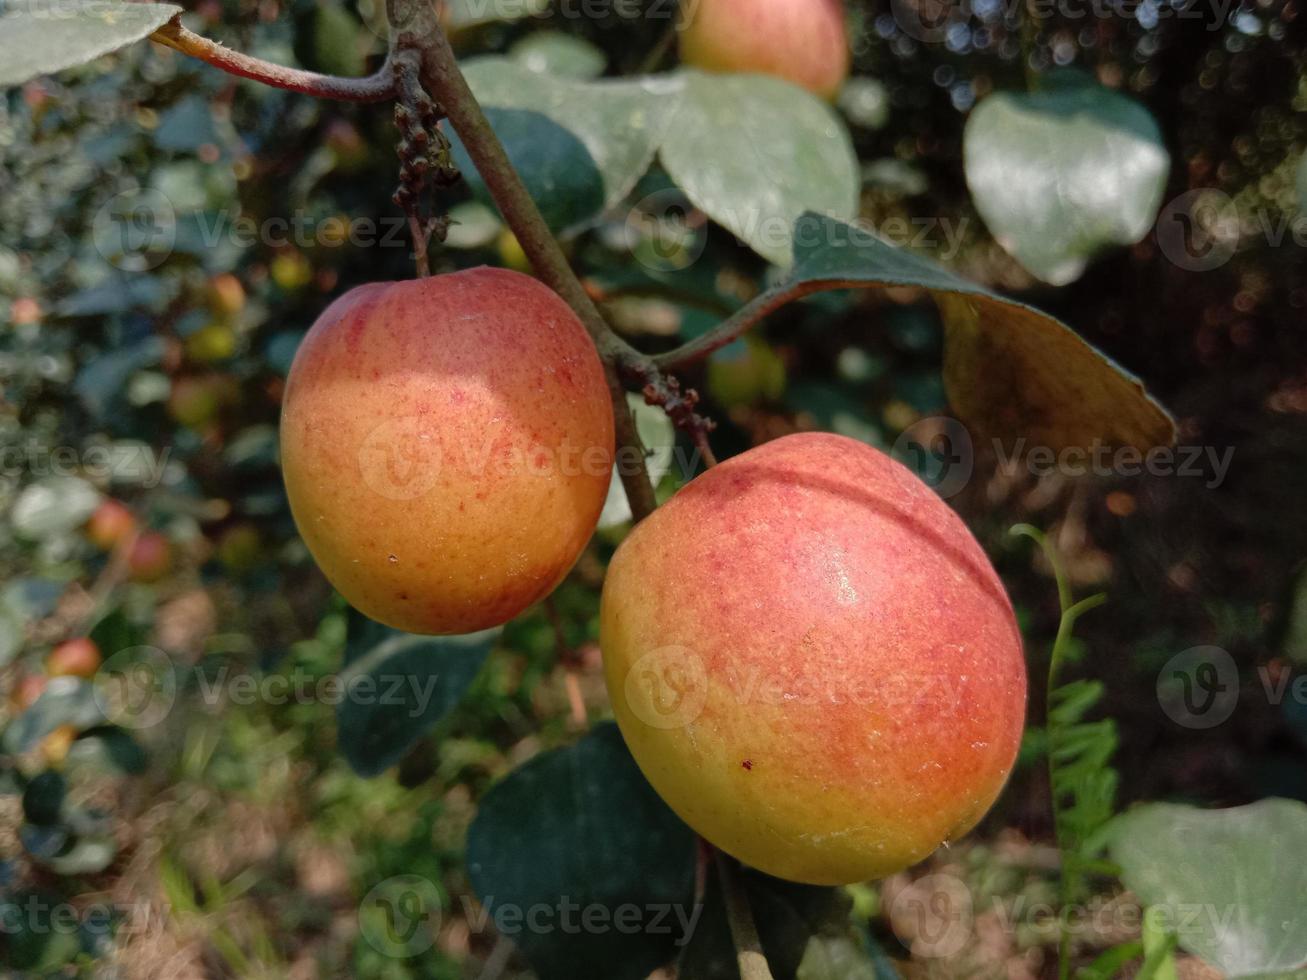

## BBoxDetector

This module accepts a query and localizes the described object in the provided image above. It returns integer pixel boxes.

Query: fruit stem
[713,850,776,980]
[384,0,663,521]
[150,18,397,102]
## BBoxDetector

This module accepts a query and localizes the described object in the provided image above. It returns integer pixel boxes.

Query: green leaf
[456,58,679,235]
[783,213,1175,451]
[797,936,882,980]
[335,625,497,778]
[0,0,182,88]
[0,601,23,667]
[46,834,118,875]
[1,889,83,970]
[22,771,66,826]
[466,723,697,980]
[10,477,100,541]
[963,74,1170,285]
[659,70,859,266]
[1109,798,1307,977]
[510,31,607,79]
[67,727,148,775]
[4,679,106,754]
[599,393,678,529]
[73,336,165,419]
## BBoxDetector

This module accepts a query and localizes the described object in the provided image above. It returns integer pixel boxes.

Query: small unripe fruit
[496,229,531,274]
[600,433,1026,885]
[271,250,313,291]
[128,531,172,583]
[216,523,263,573]
[11,674,47,712]
[86,499,136,551]
[168,375,236,428]
[207,273,246,317]
[40,724,78,766]
[679,0,851,100]
[10,297,41,325]
[280,268,615,635]
[707,338,786,408]
[47,638,102,679]
[184,322,238,363]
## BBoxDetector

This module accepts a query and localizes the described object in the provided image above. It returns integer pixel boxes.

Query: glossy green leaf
[660,70,859,266]
[10,477,100,541]
[964,75,1169,285]
[457,59,680,235]
[1109,799,1307,977]
[0,1,182,88]
[783,213,1175,451]
[466,723,697,980]
[336,623,497,778]
[510,31,606,79]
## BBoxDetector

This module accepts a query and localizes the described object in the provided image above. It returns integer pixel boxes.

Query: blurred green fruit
[216,523,263,573]
[496,228,531,273]
[185,322,238,363]
[271,250,313,291]
[707,338,786,407]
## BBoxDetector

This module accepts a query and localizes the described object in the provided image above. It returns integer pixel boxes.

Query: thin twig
[713,850,775,980]
[653,280,842,370]
[150,18,396,102]
[384,0,661,522]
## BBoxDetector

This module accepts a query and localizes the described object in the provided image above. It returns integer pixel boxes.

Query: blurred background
[1,0,1306,975]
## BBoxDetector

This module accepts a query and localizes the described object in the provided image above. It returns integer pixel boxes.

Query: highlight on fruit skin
[678,0,851,100]
[280,267,615,636]
[600,432,1026,885]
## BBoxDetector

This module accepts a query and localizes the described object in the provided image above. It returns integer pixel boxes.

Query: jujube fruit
[679,0,851,100]
[600,432,1026,885]
[86,499,136,550]
[47,638,102,679]
[280,267,615,635]
[128,531,173,583]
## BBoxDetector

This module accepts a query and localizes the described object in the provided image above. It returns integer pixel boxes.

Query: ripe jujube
[280,267,614,635]
[600,432,1026,885]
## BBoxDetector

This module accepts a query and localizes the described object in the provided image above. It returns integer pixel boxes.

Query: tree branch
[714,851,776,980]
[150,17,396,102]
[653,280,838,370]
[384,1,660,521]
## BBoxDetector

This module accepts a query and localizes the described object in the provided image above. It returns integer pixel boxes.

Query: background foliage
[1,0,1306,976]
